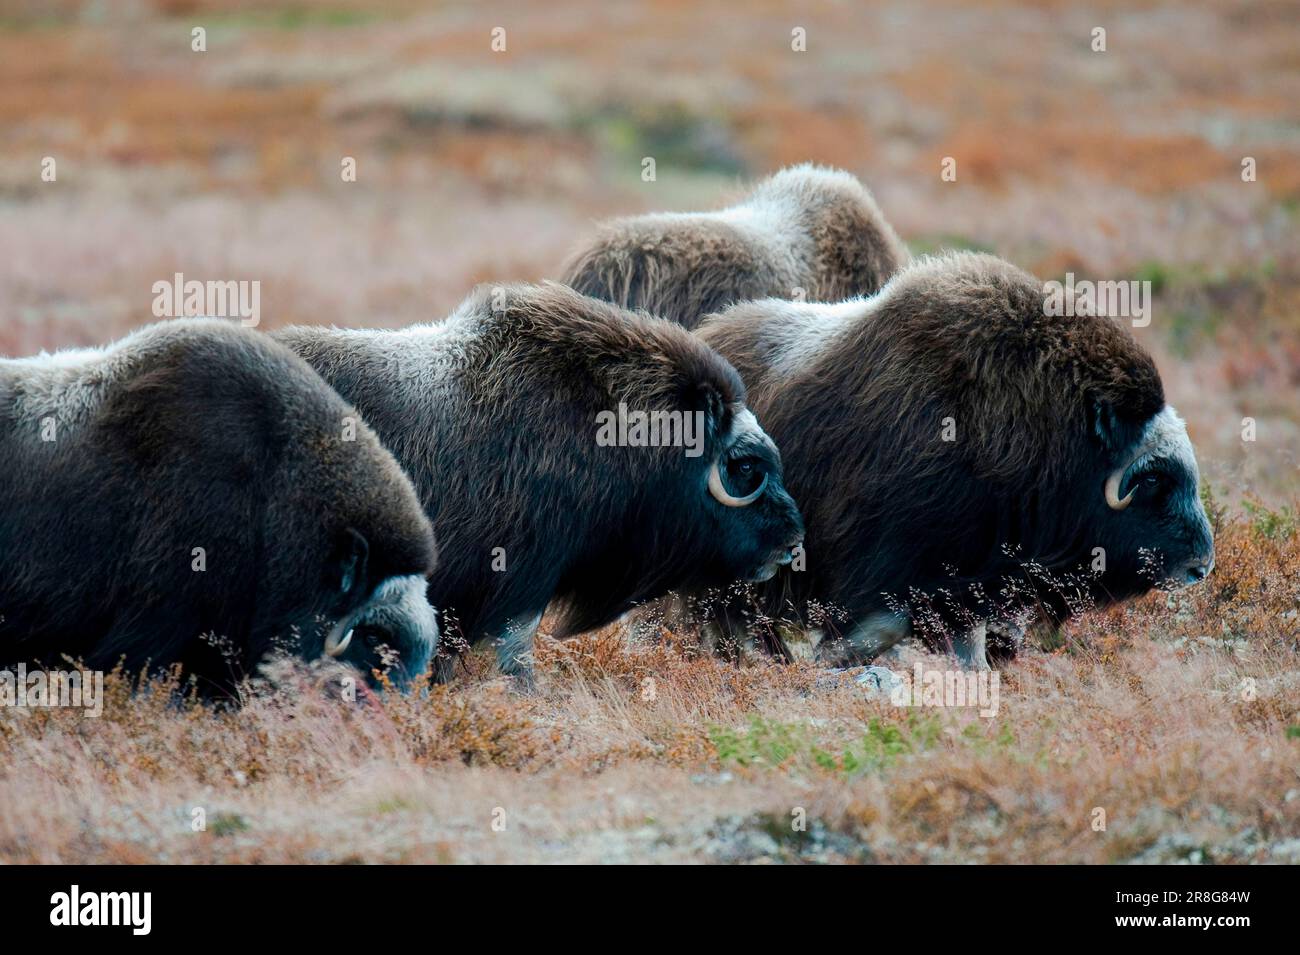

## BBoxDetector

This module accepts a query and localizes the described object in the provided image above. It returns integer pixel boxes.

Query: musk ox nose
[1182,556,1214,585]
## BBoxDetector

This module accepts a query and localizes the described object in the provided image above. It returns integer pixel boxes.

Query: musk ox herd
[0,164,1214,696]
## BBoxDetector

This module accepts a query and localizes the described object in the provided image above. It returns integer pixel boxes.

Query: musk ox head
[557,386,805,639]
[479,283,805,640]
[1089,403,1215,596]
[686,405,804,584]
[561,163,909,329]
[312,534,438,690]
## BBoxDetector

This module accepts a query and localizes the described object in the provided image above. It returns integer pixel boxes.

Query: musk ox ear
[332,527,370,597]
[1088,397,1144,460]
[681,380,730,444]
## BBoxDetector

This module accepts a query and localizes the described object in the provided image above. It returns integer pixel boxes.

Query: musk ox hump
[561,163,909,328]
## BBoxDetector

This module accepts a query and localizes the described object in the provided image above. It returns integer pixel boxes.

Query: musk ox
[696,252,1215,667]
[561,164,909,329]
[0,319,439,693]
[273,282,804,680]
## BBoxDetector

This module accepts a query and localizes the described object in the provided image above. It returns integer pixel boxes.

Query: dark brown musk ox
[0,319,438,694]
[695,252,1215,667]
[561,164,909,330]
[273,282,805,682]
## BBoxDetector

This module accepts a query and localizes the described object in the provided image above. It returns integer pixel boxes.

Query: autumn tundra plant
[0,499,1291,863]
[887,664,1000,718]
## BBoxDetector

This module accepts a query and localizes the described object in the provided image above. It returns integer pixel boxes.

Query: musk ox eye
[727,456,764,495]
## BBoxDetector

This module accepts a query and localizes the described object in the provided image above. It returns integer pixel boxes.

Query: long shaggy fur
[275,283,803,676]
[0,320,438,692]
[562,164,909,329]
[698,252,1213,663]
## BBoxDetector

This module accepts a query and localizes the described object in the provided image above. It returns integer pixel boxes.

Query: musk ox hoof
[954,619,1025,670]
[812,611,911,668]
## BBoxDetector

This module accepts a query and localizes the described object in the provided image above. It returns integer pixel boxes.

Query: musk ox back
[562,164,909,329]
[274,283,804,681]
[0,320,439,693]
[697,252,1214,666]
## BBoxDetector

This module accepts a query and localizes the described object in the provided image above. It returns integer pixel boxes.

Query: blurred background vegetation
[0,0,1296,501]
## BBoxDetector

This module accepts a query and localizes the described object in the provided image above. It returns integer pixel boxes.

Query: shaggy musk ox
[562,164,909,329]
[274,283,804,680]
[697,252,1215,666]
[0,320,438,693]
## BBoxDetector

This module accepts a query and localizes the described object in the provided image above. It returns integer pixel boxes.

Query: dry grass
[0,0,1296,862]
[2,508,1295,864]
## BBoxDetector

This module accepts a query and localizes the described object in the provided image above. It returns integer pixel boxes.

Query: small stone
[854,666,904,696]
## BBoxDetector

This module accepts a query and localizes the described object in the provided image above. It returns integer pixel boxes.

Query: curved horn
[324,627,354,658]
[1104,468,1134,511]
[708,460,767,507]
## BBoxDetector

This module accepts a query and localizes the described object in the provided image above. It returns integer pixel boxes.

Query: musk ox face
[1090,405,1215,598]
[318,564,437,690]
[242,511,437,690]
[560,396,805,645]
[256,477,438,690]
[699,408,804,584]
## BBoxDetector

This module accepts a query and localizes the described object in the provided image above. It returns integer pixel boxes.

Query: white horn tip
[1104,471,1134,510]
[325,628,354,658]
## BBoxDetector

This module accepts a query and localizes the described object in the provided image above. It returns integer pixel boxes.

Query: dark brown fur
[562,164,909,328]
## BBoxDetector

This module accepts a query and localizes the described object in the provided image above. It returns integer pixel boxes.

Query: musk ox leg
[493,611,544,687]
[953,622,992,671]
[817,611,910,667]
[984,619,1024,665]
[951,618,1026,669]
[774,622,820,662]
